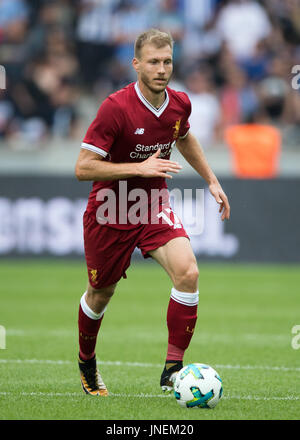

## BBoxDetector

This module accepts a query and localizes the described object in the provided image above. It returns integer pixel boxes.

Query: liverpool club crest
[173,119,181,139]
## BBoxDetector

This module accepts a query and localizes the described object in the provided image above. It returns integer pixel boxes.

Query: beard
[140,71,171,94]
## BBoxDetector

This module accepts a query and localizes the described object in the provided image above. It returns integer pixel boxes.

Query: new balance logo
[134,128,144,135]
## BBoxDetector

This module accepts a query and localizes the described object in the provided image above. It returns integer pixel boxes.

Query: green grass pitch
[0,260,299,420]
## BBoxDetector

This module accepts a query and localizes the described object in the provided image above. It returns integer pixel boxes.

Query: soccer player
[75,29,230,396]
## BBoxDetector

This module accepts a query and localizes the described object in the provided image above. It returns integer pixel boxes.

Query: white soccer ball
[174,363,223,408]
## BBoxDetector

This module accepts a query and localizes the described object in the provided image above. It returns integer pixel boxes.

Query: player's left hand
[208,183,230,221]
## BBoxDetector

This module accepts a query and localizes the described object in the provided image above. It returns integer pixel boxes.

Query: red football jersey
[82,81,191,229]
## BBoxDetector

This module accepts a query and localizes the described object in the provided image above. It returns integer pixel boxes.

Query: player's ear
[132,57,139,73]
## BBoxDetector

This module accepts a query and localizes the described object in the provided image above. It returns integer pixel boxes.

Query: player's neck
[137,81,166,109]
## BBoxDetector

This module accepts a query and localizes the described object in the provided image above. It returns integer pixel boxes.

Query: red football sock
[78,292,106,361]
[166,343,185,361]
[166,288,199,362]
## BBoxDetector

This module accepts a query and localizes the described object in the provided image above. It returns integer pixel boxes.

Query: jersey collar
[134,82,169,117]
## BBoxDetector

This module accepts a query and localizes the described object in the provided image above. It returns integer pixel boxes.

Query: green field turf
[0,260,299,420]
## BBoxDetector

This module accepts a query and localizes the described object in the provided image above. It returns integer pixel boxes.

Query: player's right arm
[75,148,182,181]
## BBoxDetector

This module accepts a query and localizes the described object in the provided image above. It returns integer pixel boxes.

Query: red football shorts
[83,210,189,289]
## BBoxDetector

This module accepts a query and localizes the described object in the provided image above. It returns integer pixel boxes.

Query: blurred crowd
[0,0,299,148]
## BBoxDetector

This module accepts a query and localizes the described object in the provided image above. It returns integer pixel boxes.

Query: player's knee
[87,284,116,303]
[174,264,199,292]
[85,285,116,315]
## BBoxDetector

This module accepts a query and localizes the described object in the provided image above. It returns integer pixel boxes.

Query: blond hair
[134,29,173,59]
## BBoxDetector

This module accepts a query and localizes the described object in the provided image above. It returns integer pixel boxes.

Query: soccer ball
[174,363,223,408]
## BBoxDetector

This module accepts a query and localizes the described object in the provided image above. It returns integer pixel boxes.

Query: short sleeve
[81,97,123,157]
[178,92,191,139]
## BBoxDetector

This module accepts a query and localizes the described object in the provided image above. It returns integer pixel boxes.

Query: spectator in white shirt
[184,67,222,147]
[216,0,272,60]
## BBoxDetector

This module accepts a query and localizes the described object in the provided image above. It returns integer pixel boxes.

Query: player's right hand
[137,148,182,179]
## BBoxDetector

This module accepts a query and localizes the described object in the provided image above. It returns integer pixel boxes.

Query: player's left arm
[176,131,230,221]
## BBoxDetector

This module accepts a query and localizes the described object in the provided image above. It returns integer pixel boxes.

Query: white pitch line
[226,395,300,401]
[0,359,299,372]
[215,364,300,372]
[0,391,298,401]
[0,391,171,399]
